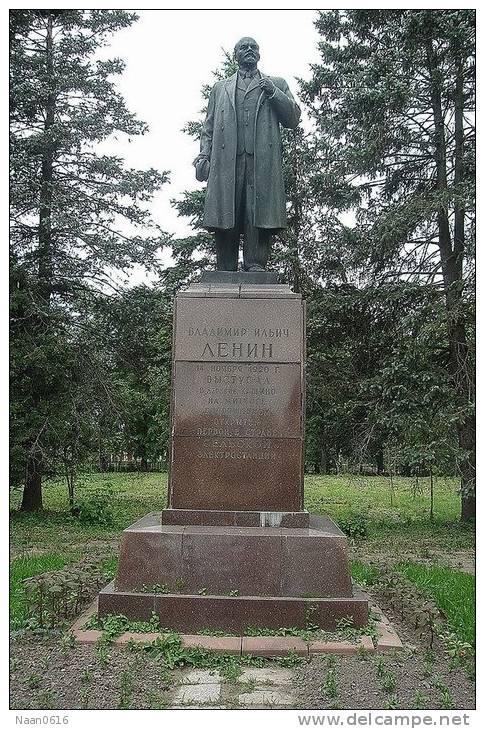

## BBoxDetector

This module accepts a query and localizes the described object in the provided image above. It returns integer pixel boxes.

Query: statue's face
[235,37,260,67]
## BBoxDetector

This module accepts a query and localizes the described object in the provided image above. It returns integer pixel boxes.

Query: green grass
[305,473,459,522]
[9,472,473,555]
[351,559,475,646]
[10,553,79,630]
[351,560,381,587]
[305,474,473,552]
[10,472,168,552]
[395,562,475,645]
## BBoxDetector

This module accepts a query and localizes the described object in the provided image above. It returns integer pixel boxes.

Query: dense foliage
[10,10,168,509]
[299,10,475,517]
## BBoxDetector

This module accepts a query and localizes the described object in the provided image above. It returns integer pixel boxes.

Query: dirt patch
[352,547,475,575]
[10,635,177,710]
[10,612,475,711]
[292,608,475,710]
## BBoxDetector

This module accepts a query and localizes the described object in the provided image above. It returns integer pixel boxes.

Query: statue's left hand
[193,154,210,182]
[260,77,276,97]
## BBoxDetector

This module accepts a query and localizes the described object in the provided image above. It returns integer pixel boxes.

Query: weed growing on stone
[238,678,256,694]
[218,661,243,683]
[60,631,76,652]
[37,689,56,710]
[381,670,397,694]
[148,691,168,709]
[141,583,169,594]
[79,687,89,710]
[276,650,303,668]
[140,632,269,675]
[27,672,41,689]
[95,640,110,666]
[324,667,338,699]
[433,676,455,710]
[335,616,355,640]
[244,625,317,641]
[439,686,455,710]
[375,657,398,696]
[357,644,370,660]
[159,665,173,688]
[86,611,161,638]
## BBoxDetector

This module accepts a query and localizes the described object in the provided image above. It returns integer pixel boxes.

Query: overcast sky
[98,9,321,280]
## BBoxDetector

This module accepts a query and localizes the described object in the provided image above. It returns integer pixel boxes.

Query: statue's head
[234,37,260,68]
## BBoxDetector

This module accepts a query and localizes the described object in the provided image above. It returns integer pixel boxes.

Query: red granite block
[242,636,308,657]
[98,583,154,621]
[181,634,242,654]
[181,527,282,596]
[72,629,102,644]
[115,528,183,592]
[281,532,352,597]
[309,640,357,654]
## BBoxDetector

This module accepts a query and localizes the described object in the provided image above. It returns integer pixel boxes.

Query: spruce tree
[10,10,169,510]
[300,10,475,519]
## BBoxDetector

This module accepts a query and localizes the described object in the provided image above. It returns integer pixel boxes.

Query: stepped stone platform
[98,511,368,632]
[97,276,368,633]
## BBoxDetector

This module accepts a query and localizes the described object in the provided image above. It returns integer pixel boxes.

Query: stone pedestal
[99,276,368,632]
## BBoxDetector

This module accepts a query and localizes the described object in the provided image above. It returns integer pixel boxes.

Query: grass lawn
[10,553,79,630]
[351,559,475,647]
[396,562,475,645]
[10,471,474,555]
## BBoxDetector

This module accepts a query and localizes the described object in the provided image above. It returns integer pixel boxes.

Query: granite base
[98,582,369,633]
[161,508,310,528]
[98,511,368,631]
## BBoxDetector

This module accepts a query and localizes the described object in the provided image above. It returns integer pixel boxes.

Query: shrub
[21,556,109,629]
[338,513,368,540]
[73,482,115,526]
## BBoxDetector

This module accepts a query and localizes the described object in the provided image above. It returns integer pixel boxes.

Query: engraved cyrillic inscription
[175,298,302,362]
[173,362,301,438]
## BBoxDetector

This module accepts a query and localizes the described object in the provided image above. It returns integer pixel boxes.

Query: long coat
[199,71,300,230]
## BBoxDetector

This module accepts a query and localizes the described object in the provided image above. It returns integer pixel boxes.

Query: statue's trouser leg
[242,153,271,271]
[213,154,246,271]
[215,229,239,271]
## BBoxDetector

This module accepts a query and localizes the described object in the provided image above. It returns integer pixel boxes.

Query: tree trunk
[319,447,327,475]
[458,411,476,520]
[20,12,56,513]
[426,37,475,521]
[20,452,43,511]
[376,447,384,476]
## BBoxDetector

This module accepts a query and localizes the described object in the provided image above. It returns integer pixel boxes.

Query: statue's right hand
[194,155,210,182]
